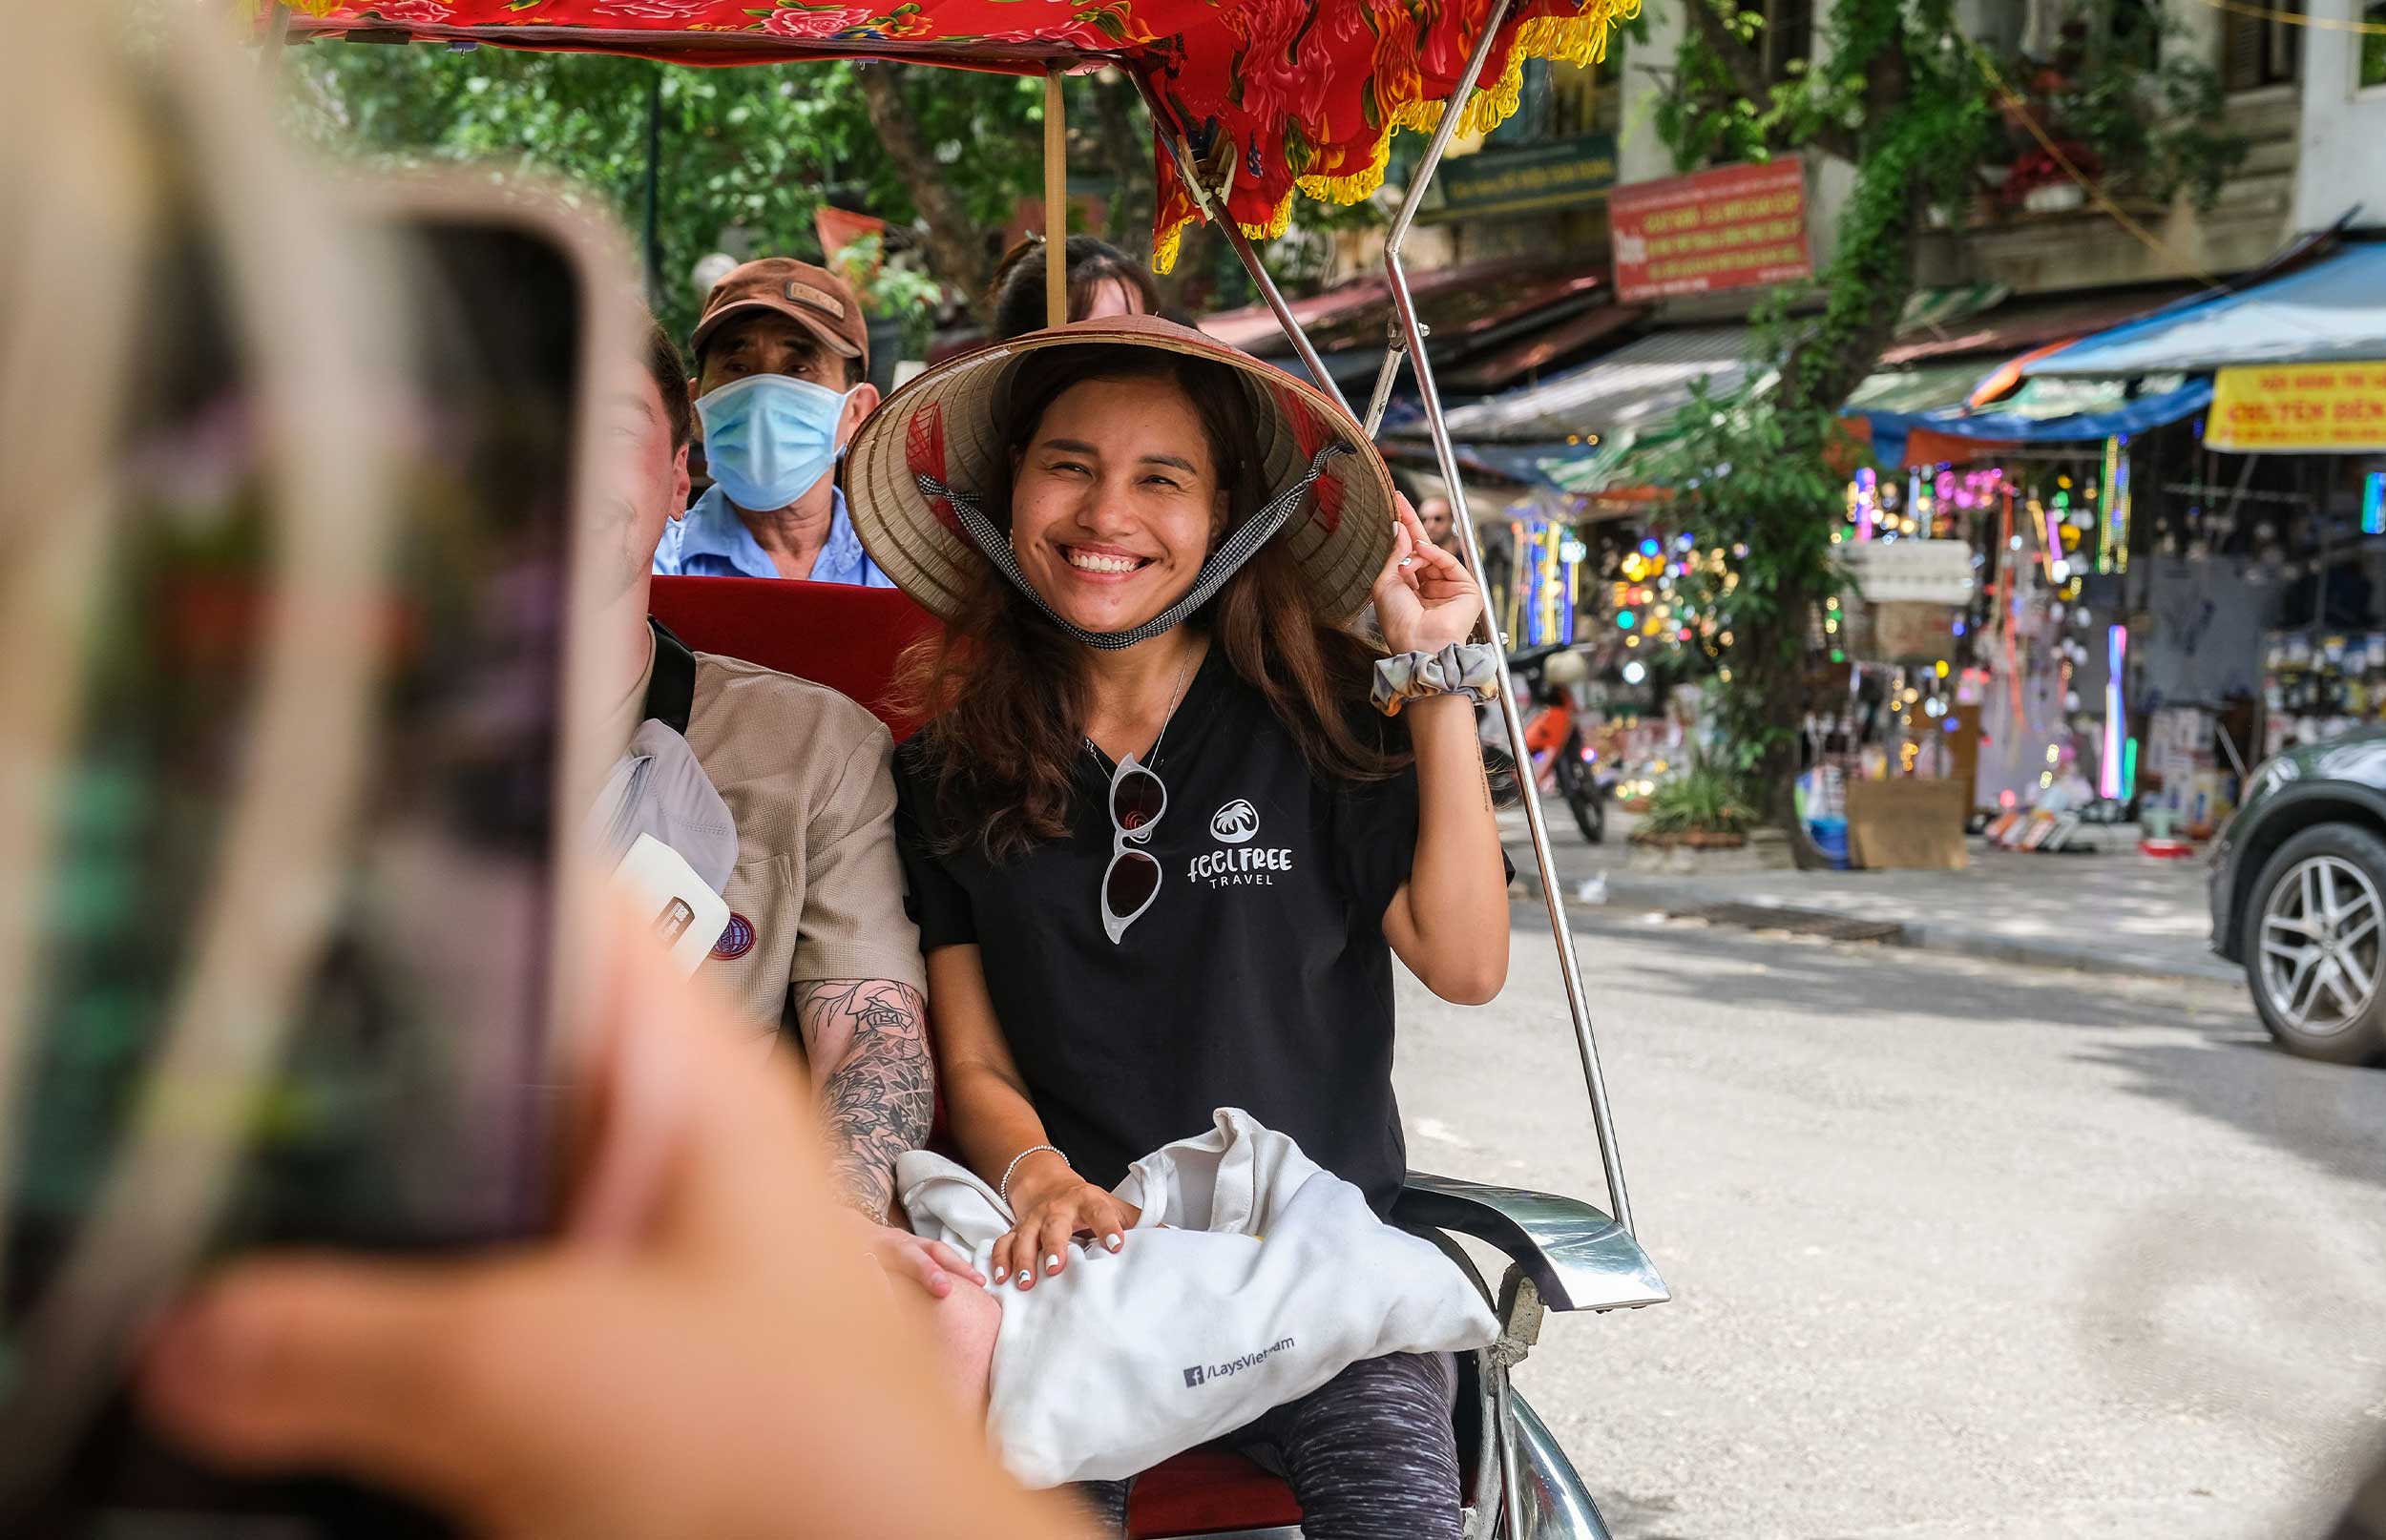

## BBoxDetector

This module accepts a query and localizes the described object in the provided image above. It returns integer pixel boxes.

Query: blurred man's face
[1418,495,1455,545]
[596,361,691,598]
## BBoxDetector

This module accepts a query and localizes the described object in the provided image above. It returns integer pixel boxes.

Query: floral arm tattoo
[792,980,933,1218]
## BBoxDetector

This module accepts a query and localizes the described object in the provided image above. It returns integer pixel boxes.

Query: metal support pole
[1492,1368,1529,1539]
[1214,219,1357,419]
[1383,0,1637,1236]
[1360,323,1410,438]
[1132,74,1357,419]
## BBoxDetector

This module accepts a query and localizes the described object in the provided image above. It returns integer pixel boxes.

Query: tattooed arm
[792,979,934,1220]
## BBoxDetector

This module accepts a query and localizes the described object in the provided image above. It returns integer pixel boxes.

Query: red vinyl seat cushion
[647,575,936,739]
[1127,1448,1305,1536]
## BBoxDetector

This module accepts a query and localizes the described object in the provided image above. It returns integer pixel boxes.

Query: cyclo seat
[650,573,1664,1540]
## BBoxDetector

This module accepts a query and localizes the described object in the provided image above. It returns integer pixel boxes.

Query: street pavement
[1501,806,2238,986]
[1392,911,2386,1539]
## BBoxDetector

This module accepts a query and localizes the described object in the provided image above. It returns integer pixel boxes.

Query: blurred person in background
[1416,491,1464,563]
[989,234,1160,343]
[599,320,956,1287]
[1391,468,1465,564]
[653,258,892,584]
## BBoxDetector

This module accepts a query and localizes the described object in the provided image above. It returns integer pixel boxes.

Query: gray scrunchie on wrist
[1371,641,1500,717]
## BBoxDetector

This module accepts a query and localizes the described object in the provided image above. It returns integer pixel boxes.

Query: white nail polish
[1106,1234,1123,1250]
[1046,1254,1061,1273]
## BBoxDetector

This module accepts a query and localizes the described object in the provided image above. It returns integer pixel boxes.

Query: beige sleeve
[791,723,929,992]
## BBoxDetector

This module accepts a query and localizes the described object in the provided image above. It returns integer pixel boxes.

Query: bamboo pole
[1044,68,1067,326]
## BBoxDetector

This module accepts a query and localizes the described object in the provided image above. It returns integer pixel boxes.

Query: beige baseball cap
[690,257,868,371]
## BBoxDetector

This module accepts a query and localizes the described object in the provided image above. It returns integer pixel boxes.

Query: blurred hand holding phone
[133,910,1087,1540]
[3,154,624,1530]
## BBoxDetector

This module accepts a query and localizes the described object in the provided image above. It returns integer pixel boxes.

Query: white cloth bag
[896,1109,1499,1488]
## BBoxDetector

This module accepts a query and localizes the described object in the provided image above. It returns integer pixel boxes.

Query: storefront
[1850,240,2386,845]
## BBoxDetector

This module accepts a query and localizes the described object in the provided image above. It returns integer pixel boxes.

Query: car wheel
[2241,822,2386,1065]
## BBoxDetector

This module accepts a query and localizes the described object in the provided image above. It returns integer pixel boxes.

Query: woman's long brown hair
[893,347,1406,862]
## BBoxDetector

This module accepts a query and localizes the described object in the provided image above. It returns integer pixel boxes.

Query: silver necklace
[1085,646,1197,771]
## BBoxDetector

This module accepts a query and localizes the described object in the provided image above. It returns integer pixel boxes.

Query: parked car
[2209,727,2386,1064]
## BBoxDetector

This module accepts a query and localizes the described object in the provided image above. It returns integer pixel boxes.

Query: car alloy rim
[2258,853,2385,1036]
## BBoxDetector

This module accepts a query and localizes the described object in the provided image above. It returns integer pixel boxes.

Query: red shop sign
[1609,160,1813,302]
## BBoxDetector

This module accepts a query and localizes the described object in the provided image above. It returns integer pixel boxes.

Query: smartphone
[2,187,618,1534]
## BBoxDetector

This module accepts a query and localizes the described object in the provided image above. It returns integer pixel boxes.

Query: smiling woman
[851,316,1513,1536]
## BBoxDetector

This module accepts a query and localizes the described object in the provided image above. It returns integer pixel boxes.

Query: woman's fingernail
[1045,1254,1061,1273]
[1105,1234,1123,1251]
[993,1266,1007,1281]
[1015,1274,1032,1290]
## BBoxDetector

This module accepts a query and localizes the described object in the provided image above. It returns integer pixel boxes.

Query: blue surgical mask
[696,373,853,512]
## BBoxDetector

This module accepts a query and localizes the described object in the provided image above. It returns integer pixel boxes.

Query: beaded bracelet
[999,1144,1065,1204]
[1371,641,1500,717]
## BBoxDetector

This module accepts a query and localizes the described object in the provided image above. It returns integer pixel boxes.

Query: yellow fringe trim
[1157,1,1641,269]
[1155,218,1188,276]
[1292,3,1634,207]
[1151,189,1294,275]
[1246,190,1297,243]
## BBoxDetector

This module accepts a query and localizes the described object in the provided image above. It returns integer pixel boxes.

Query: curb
[1508,868,2243,989]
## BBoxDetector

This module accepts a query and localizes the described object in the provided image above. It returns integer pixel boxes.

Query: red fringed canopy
[269,0,1634,270]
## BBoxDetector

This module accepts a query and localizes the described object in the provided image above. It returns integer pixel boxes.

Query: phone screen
[6,210,587,1530]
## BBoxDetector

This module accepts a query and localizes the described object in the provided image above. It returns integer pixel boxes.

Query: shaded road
[1393,912,2386,1538]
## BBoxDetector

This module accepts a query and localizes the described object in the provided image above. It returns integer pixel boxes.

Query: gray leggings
[1076,1350,1462,1540]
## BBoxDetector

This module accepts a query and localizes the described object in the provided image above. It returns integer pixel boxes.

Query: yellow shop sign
[2208,362,2386,453]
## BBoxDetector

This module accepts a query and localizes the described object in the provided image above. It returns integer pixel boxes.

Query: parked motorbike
[1500,643,1605,844]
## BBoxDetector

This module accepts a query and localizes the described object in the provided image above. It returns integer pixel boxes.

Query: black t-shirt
[894,648,1421,1216]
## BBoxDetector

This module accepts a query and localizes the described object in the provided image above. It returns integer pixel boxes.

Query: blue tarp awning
[2020,243,2386,377]
[1855,377,2214,467]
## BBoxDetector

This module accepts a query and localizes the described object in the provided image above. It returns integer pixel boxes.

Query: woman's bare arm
[1383,692,1510,1004]
[925,944,1138,1284]
[925,944,1056,1183]
[1370,502,1511,1005]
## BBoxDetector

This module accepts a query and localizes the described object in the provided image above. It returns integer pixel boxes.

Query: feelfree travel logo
[1210,799,1260,843]
[1195,797,1292,886]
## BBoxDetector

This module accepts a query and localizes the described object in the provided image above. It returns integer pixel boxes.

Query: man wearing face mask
[655,258,893,585]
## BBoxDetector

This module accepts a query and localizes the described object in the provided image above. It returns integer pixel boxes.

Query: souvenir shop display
[2261,628,2386,759]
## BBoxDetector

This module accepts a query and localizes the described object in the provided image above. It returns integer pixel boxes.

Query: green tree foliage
[284,41,1073,337]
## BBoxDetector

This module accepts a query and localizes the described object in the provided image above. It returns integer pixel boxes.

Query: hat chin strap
[916,443,1352,651]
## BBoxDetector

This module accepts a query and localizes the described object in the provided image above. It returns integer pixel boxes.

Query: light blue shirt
[653,483,895,587]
